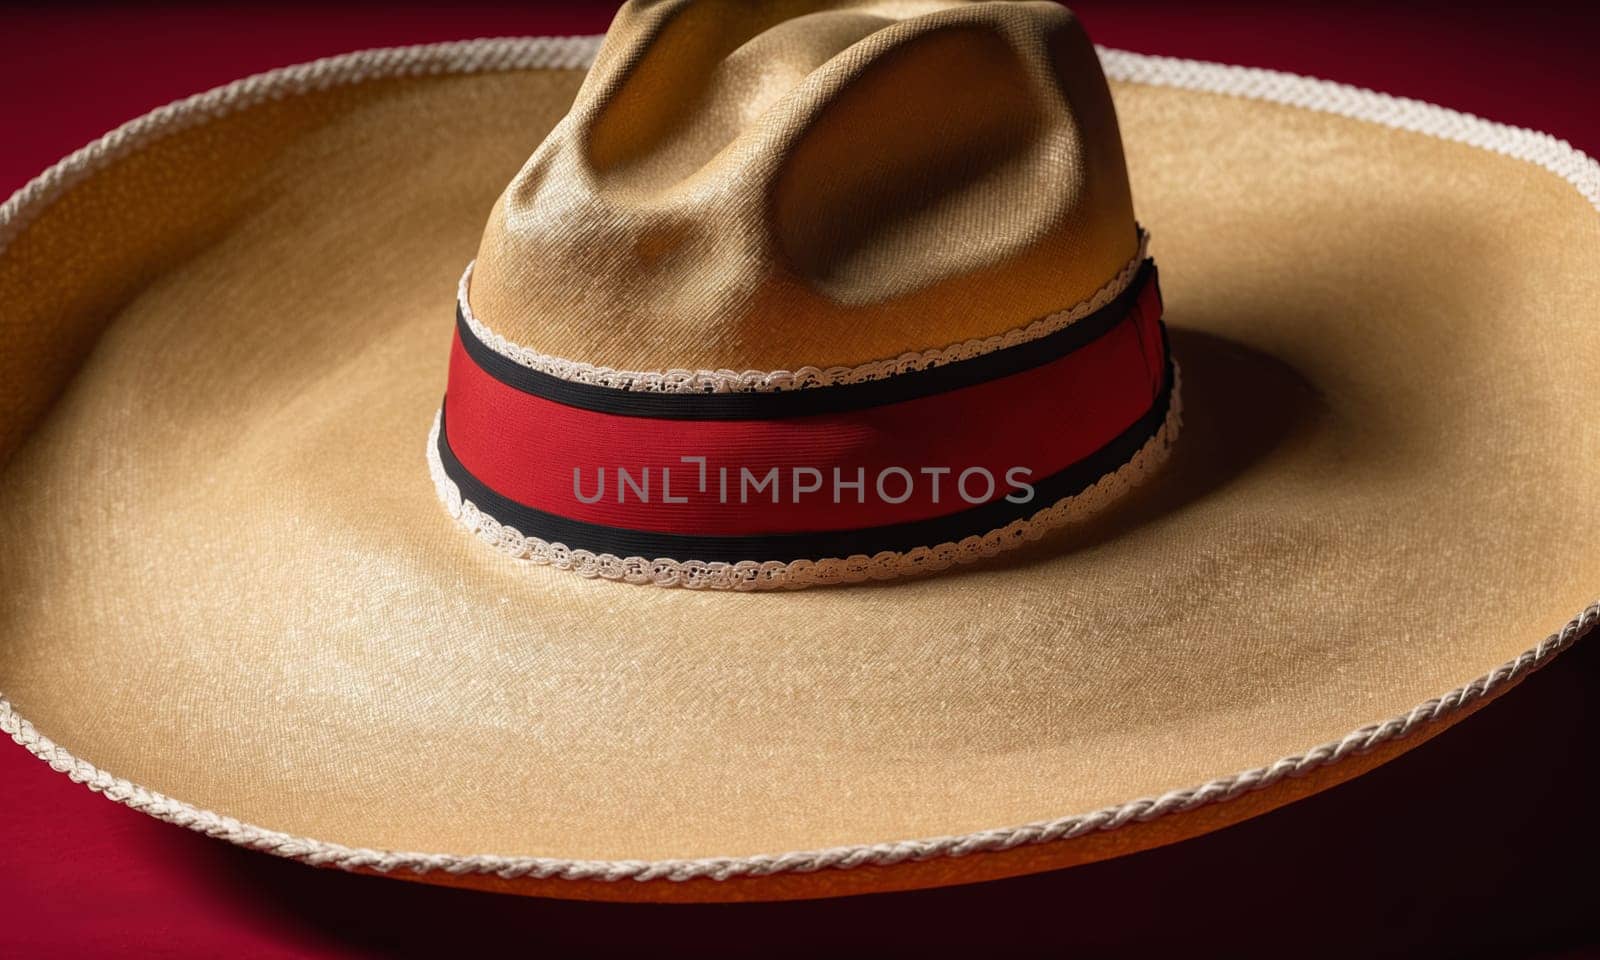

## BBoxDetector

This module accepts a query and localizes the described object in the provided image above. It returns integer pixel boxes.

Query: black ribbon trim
[458,261,1156,420]
[434,338,1172,565]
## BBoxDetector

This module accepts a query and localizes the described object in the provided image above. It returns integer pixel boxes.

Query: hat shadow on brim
[953,197,1495,580]
[972,326,1324,575]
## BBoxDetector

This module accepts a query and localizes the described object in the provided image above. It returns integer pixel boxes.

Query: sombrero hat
[2,0,1596,904]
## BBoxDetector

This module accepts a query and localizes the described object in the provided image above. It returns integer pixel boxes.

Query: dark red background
[2,2,1596,956]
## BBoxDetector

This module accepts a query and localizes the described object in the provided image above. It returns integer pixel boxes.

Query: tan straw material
[1,8,1596,902]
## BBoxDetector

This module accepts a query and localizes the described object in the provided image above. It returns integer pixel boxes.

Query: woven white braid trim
[457,231,1150,393]
[426,368,1181,591]
[3,603,1593,883]
[0,35,604,255]
[1096,47,1600,209]
[1,37,1596,883]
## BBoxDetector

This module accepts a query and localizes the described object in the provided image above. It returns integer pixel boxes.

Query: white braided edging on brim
[0,35,603,254]
[1097,47,1600,208]
[3,602,1594,883]
[457,231,1150,393]
[426,369,1180,591]
[0,36,1594,885]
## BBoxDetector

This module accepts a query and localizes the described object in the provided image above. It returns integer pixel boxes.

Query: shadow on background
[167,632,1597,958]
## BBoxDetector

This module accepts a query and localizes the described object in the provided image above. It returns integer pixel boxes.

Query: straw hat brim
[1,37,1596,902]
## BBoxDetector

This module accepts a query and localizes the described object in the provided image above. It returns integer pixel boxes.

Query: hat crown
[469,0,1137,374]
